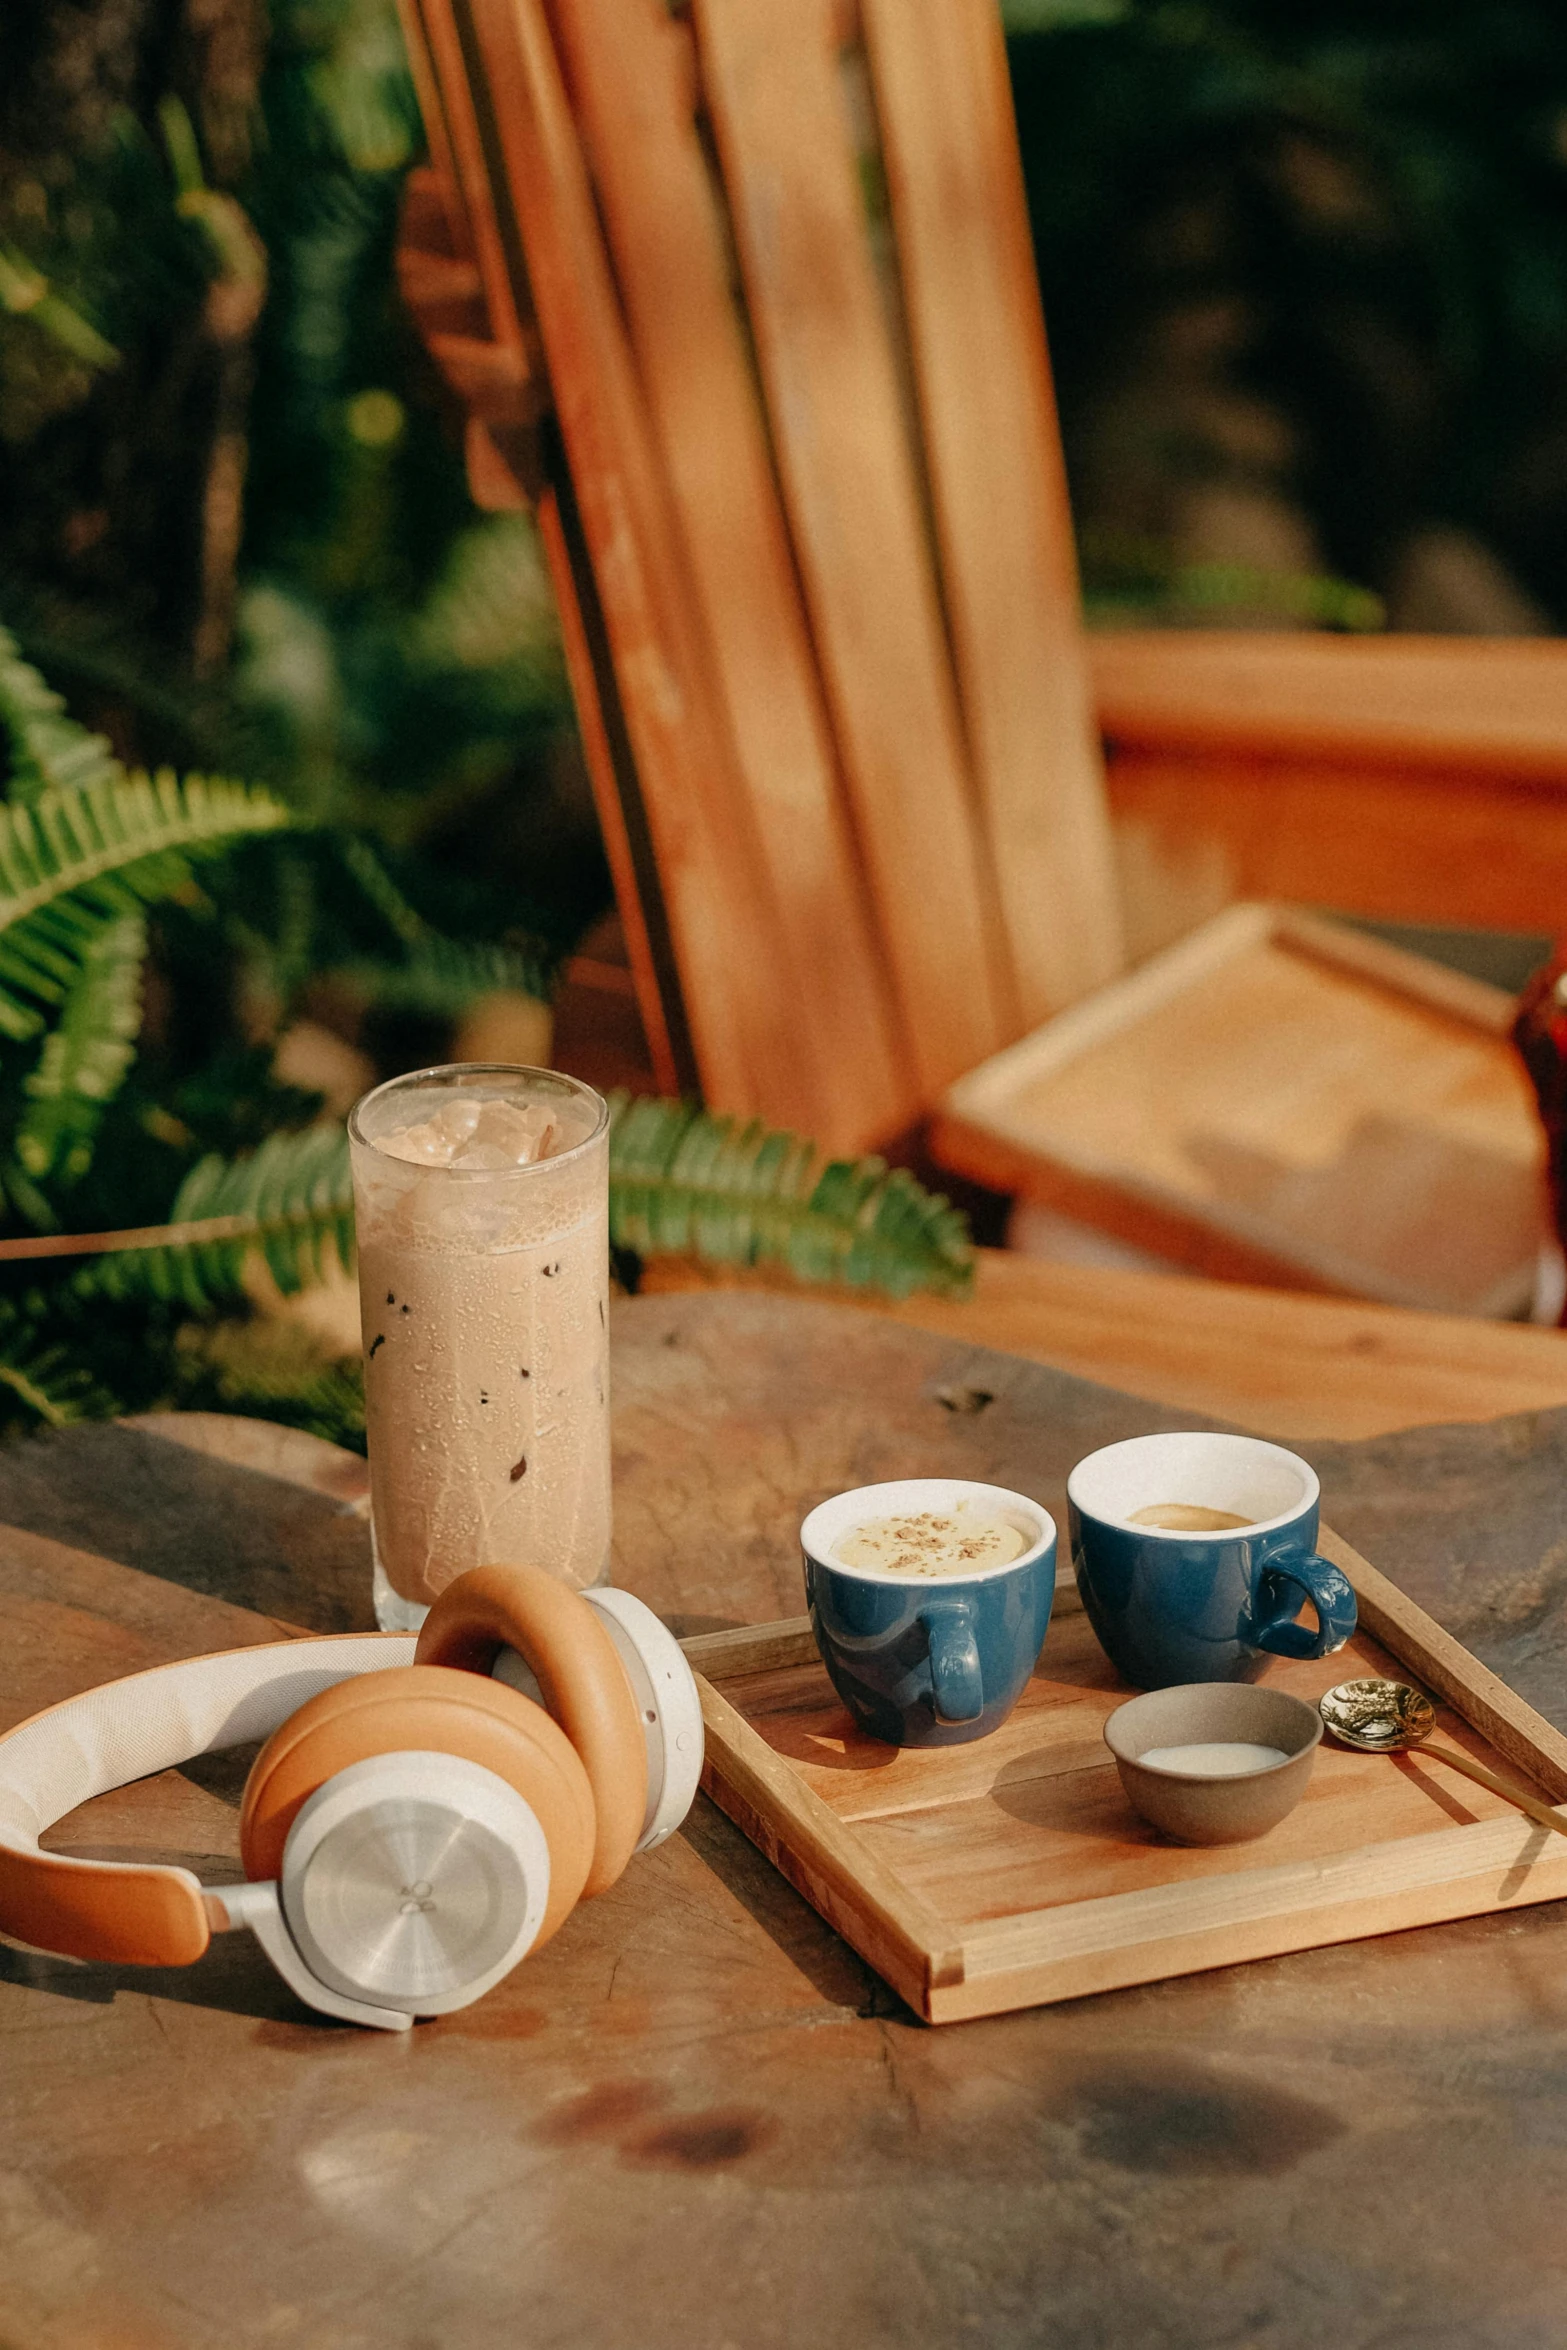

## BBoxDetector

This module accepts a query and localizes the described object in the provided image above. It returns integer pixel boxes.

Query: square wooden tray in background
[683,1537,1567,2023]
[933,903,1546,1315]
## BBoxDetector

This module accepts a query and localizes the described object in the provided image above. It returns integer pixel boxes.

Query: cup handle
[1252,1551,1358,1660]
[920,1601,984,1725]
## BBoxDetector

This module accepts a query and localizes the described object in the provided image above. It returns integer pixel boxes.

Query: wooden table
[643,1244,1567,1439]
[5,1290,1567,2350]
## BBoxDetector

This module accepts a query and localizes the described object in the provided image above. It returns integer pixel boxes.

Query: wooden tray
[931,902,1545,1316]
[682,1531,1567,2023]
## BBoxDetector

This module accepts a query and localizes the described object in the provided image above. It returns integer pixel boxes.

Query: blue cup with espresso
[802,1478,1056,1748]
[1067,1431,1356,1690]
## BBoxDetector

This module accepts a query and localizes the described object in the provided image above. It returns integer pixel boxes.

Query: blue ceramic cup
[1068,1432,1356,1690]
[802,1478,1056,1748]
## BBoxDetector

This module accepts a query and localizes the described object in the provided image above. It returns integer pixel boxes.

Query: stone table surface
[3,1291,1567,2350]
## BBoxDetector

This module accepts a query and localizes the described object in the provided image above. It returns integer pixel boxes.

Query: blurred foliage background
[0,0,1564,1435]
[0,0,602,997]
[5,0,1567,879]
[1008,0,1567,634]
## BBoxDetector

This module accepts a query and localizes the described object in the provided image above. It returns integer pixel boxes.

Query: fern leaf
[334,838,553,997]
[15,913,146,1183]
[79,1122,354,1311]
[0,624,121,803]
[0,1315,118,1428]
[0,768,292,1036]
[177,1317,366,1453]
[329,937,551,1019]
[337,834,430,950]
[606,1095,974,1299]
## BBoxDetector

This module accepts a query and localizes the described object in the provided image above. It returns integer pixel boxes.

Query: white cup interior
[1067,1433,1316,1536]
[801,1479,1055,1583]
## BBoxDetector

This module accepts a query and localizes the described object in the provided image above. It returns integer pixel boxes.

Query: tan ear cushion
[415,1565,648,1899]
[239,1666,594,1949]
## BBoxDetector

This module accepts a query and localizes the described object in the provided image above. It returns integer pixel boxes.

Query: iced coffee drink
[349,1065,610,1628]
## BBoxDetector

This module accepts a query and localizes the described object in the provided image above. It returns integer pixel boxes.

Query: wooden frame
[682,1530,1567,2023]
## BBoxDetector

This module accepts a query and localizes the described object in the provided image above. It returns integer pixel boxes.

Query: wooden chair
[393,0,1562,1308]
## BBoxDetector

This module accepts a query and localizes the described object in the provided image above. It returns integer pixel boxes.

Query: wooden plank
[695,0,1014,1093]
[1092,631,1567,782]
[933,1808,1567,2021]
[458,0,820,1128]
[835,1249,1567,1444]
[864,0,1123,1024]
[934,902,1545,1316]
[1273,905,1518,1033]
[935,1117,1397,1297]
[1107,743,1567,945]
[405,0,528,358]
[394,9,473,258]
[681,1618,818,1678]
[549,0,914,1155]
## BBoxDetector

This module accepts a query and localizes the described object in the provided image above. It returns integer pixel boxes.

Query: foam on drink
[835,1505,1027,1578]
[1126,1503,1256,1532]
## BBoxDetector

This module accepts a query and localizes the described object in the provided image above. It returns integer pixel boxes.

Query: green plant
[0,633,974,1449]
[607,1097,973,1301]
[1004,1,1567,624]
[0,4,603,986]
[0,624,293,1229]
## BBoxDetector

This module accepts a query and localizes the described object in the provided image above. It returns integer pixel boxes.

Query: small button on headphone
[0,1563,704,2031]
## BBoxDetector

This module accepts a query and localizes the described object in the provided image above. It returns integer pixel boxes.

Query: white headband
[0,1634,416,1874]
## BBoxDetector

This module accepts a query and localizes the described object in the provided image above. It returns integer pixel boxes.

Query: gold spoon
[1319,1677,1567,1840]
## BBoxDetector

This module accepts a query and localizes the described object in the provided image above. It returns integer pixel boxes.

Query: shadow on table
[0,1930,349,2032]
[679,1796,910,2019]
[0,1423,372,1633]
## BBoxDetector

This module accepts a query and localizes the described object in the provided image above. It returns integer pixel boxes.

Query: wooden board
[1106,742,1567,951]
[639,1244,1567,1442]
[933,901,1546,1315]
[865,0,1123,1022]
[455,0,821,1133]
[695,0,1014,1089]
[550,0,913,1157]
[1092,632,1567,963]
[399,0,528,359]
[687,1528,1567,2022]
[1092,630,1567,782]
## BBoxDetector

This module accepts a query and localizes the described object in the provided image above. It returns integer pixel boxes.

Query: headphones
[0,1564,703,2031]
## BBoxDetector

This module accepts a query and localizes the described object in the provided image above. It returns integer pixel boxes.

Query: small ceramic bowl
[1104,1682,1322,1845]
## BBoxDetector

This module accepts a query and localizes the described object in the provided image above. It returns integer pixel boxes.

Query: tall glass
[348,1065,611,1630]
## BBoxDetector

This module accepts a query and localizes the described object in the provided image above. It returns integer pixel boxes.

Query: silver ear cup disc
[299,1806,521,1999]
[280,1754,551,2016]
